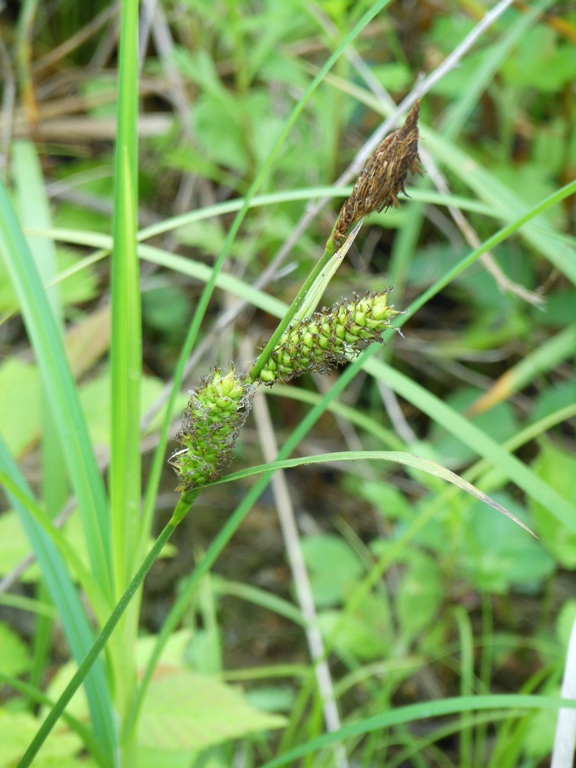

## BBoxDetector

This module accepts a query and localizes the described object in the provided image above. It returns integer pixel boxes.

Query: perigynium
[257,290,402,385]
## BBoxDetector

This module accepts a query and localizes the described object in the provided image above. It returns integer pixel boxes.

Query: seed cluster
[170,366,255,491]
[332,100,422,249]
[258,290,401,385]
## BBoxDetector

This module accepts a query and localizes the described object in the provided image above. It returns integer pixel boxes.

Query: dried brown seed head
[332,100,422,249]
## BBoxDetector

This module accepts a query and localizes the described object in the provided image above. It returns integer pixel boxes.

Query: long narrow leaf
[261,694,576,768]
[422,128,576,284]
[0,440,116,762]
[0,180,113,599]
[12,138,69,699]
[367,359,576,531]
[215,450,535,536]
[109,1,142,591]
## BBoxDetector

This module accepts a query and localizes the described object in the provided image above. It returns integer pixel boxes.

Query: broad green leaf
[246,686,295,713]
[348,478,414,522]
[136,629,194,670]
[0,247,97,313]
[137,671,285,751]
[0,710,84,768]
[134,746,202,768]
[502,27,576,92]
[531,381,576,423]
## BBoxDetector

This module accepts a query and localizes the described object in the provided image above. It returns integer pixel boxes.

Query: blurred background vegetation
[1,1,575,766]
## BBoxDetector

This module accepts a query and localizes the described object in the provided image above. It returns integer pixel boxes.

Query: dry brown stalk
[332,100,422,249]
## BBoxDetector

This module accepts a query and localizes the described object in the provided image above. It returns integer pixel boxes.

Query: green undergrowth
[0,1,575,767]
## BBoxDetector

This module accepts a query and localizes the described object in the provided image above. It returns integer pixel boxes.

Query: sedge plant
[2,2,575,767]
[5,86,535,768]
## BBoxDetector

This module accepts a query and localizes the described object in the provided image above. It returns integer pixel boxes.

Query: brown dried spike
[332,100,422,249]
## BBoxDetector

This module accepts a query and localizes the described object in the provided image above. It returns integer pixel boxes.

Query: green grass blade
[12,139,68,694]
[367,359,576,531]
[0,180,113,599]
[216,451,534,536]
[105,0,142,747]
[0,440,116,761]
[260,694,576,768]
[0,670,106,765]
[15,518,177,768]
[468,325,576,414]
[109,0,142,591]
[12,141,61,316]
[422,129,576,283]
[40,178,575,333]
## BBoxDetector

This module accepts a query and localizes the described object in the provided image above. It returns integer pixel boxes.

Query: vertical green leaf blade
[0,440,117,762]
[0,180,113,600]
[109,0,142,592]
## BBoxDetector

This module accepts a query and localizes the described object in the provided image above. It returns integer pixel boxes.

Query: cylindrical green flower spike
[258,290,402,385]
[170,365,255,491]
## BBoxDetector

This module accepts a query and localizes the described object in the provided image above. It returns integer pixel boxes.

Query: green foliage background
[0,1,575,766]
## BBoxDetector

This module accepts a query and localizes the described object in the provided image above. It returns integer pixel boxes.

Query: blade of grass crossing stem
[470,405,576,492]
[0,442,117,762]
[32,171,571,335]
[400,181,576,323]
[0,181,113,600]
[134,186,490,242]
